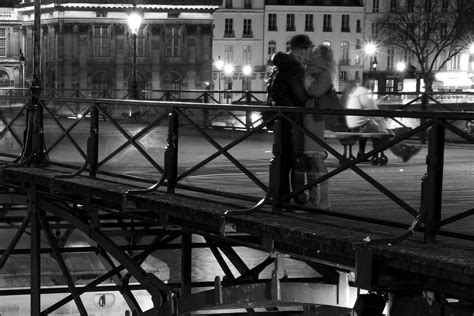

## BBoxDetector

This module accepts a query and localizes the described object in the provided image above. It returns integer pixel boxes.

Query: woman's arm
[306,70,332,97]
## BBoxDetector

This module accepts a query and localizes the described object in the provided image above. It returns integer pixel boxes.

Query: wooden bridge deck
[0,143,473,303]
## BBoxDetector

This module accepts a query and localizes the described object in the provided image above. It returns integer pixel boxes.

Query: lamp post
[242,65,253,130]
[396,61,406,93]
[214,56,224,103]
[19,49,25,94]
[223,63,234,104]
[242,64,252,91]
[364,42,378,91]
[128,5,142,100]
[469,43,474,74]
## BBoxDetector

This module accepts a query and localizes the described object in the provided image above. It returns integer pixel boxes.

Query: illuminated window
[0,28,5,57]
[165,26,182,57]
[305,14,314,32]
[341,41,349,65]
[130,28,146,57]
[387,49,395,70]
[390,0,398,11]
[268,14,277,31]
[0,70,10,87]
[243,19,252,37]
[224,18,234,37]
[371,23,378,39]
[373,0,379,12]
[91,72,111,97]
[224,44,233,63]
[243,45,252,66]
[163,72,182,95]
[268,40,276,58]
[356,19,361,33]
[323,15,332,32]
[93,26,109,57]
[286,14,295,31]
[341,15,350,32]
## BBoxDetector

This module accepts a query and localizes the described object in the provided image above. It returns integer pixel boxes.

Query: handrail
[0,93,473,245]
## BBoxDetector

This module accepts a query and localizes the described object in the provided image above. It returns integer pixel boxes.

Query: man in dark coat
[268,34,312,205]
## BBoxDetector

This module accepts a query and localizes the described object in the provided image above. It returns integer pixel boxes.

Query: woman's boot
[317,177,331,210]
[305,155,320,207]
[313,153,331,210]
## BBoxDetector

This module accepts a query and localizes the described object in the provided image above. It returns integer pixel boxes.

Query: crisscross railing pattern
[0,93,473,245]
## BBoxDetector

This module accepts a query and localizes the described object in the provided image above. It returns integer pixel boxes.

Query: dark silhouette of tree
[376,0,474,92]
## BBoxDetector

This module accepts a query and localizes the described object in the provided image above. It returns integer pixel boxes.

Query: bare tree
[376,0,474,92]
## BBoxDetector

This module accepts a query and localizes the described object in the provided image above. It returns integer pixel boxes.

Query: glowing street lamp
[396,61,406,92]
[364,42,378,71]
[242,65,252,76]
[223,64,234,104]
[223,63,234,76]
[19,49,25,91]
[214,56,224,103]
[396,61,406,73]
[469,43,474,73]
[364,42,378,91]
[242,64,252,94]
[128,5,142,100]
[364,42,377,56]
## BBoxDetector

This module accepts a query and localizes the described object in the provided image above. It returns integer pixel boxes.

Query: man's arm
[288,72,309,106]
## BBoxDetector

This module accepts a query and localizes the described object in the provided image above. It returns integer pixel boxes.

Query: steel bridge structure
[0,92,473,315]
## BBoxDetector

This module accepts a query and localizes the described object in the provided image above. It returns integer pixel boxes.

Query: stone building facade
[10,0,221,98]
[0,6,23,91]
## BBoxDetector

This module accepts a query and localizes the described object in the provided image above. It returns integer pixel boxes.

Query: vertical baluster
[245,91,252,131]
[270,112,290,215]
[29,187,41,314]
[165,109,179,194]
[422,119,445,243]
[203,91,210,128]
[88,104,99,177]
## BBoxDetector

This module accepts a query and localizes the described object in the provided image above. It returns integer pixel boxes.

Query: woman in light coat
[303,45,336,210]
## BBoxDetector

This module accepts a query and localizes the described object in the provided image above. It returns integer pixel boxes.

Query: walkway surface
[0,143,473,302]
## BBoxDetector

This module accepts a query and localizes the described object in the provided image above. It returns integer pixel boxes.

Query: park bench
[324,130,394,165]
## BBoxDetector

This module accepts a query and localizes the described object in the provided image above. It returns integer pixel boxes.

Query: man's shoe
[293,192,307,206]
[317,199,332,211]
[357,151,370,162]
[402,146,421,162]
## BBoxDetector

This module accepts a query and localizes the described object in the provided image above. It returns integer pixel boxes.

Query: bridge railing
[0,94,472,244]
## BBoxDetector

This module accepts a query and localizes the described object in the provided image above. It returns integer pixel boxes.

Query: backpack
[264,65,280,106]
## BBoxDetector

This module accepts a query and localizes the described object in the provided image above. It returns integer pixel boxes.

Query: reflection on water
[153,235,319,284]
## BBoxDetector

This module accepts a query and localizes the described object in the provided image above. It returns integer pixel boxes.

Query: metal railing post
[165,109,179,194]
[28,187,41,314]
[421,119,445,243]
[18,0,48,166]
[203,91,210,128]
[269,112,291,215]
[88,105,99,177]
[420,92,429,144]
[245,91,252,131]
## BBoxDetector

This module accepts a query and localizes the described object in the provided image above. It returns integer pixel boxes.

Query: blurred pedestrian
[343,80,421,162]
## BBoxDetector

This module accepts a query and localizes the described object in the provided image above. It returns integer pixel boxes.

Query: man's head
[289,34,313,61]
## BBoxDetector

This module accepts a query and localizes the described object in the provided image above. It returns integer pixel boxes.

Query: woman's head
[307,44,336,75]
[313,44,334,62]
